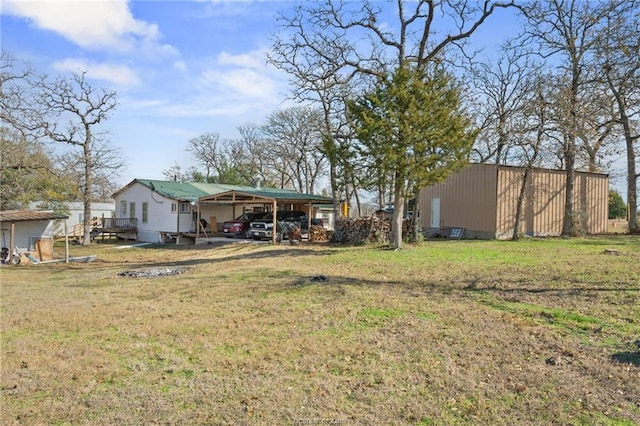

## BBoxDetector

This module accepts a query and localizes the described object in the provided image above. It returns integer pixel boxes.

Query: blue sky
[1,1,627,198]
[2,0,297,187]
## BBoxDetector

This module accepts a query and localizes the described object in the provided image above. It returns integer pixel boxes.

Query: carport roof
[0,210,69,223]
[198,188,334,204]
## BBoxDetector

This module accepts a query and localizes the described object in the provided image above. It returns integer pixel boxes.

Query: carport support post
[196,201,200,238]
[307,201,312,241]
[64,219,69,263]
[9,222,15,265]
[272,199,277,245]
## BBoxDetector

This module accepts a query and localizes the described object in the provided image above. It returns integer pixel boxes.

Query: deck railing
[102,218,137,229]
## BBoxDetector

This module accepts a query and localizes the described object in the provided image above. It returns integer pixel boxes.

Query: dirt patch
[118,267,186,278]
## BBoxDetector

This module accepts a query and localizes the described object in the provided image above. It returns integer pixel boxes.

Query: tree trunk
[411,195,423,242]
[329,161,341,221]
[390,172,404,249]
[512,168,530,240]
[82,129,92,246]
[627,138,638,233]
[562,158,576,236]
[351,172,362,217]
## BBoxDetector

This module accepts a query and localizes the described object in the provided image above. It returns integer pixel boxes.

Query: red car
[222,212,267,238]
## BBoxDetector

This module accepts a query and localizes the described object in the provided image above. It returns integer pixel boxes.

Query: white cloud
[198,49,278,99]
[51,58,140,86]
[173,61,188,72]
[218,51,265,69]
[200,67,276,99]
[116,97,168,110]
[142,49,289,122]
[3,0,176,55]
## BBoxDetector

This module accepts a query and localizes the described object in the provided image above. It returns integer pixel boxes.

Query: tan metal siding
[577,173,608,234]
[419,164,608,239]
[418,164,497,234]
[498,168,608,237]
[531,169,566,236]
[495,167,525,238]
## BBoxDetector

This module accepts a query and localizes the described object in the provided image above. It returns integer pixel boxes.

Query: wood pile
[331,217,413,244]
[309,225,329,242]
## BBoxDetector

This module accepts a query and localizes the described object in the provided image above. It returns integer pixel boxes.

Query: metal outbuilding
[418,163,609,239]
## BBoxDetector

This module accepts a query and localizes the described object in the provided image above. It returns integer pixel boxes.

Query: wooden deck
[70,217,138,242]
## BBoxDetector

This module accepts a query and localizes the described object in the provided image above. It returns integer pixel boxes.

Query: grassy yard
[1,236,639,425]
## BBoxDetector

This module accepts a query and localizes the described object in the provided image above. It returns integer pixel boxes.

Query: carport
[197,188,333,244]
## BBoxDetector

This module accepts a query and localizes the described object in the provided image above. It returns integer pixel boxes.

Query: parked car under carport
[222,212,267,238]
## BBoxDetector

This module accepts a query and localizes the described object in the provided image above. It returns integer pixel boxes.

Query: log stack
[309,225,329,242]
[331,217,413,244]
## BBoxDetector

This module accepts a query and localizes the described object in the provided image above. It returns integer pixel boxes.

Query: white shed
[0,210,69,261]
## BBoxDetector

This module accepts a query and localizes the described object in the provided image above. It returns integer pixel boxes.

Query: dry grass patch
[1,237,639,425]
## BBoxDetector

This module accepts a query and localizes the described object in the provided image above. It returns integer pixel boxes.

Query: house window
[142,202,148,223]
[171,202,191,213]
[120,200,127,216]
[129,202,136,219]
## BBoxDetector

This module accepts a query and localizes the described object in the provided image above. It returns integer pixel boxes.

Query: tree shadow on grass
[287,274,461,297]
[611,352,640,367]
[126,247,336,270]
[462,279,640,294]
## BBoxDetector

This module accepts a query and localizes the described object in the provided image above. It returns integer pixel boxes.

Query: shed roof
[0,210,69,223]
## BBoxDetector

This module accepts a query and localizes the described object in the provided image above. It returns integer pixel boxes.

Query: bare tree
[57,138,124,201]
[228,123,279,187]
[470,45,535,165]
[595,2,640,233]
[2,54,123,240]
[35,72,119,245]
[261,107,326,193]
[268,27,361,219]
[518,0,626,236]
[510,74,557,240]
[186,133,221,181]
[270,0,516,248]
[0,51,42,138]
[162,162,193,182]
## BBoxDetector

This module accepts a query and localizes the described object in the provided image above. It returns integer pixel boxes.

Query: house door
[430,198,440,228]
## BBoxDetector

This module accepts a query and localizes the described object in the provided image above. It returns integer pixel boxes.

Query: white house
[30,201,115,237]
[112,179,334,243]
[62,202,115,229]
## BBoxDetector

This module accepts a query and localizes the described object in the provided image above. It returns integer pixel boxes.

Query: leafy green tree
[349,66,475,248]
[0,127,75,209]
[608,190,627,219]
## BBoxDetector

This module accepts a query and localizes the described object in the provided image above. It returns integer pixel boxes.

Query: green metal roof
[120,179,333,204]
[134,179,209,202]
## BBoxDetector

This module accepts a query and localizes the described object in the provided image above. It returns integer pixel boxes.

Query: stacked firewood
[331,217,373,244]
[309,225,329,242]
[331,217,413,244]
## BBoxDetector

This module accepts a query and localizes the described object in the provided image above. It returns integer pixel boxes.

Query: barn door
[430,198,440,228]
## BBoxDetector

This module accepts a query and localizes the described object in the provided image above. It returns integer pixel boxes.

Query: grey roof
[0,210,69,223]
